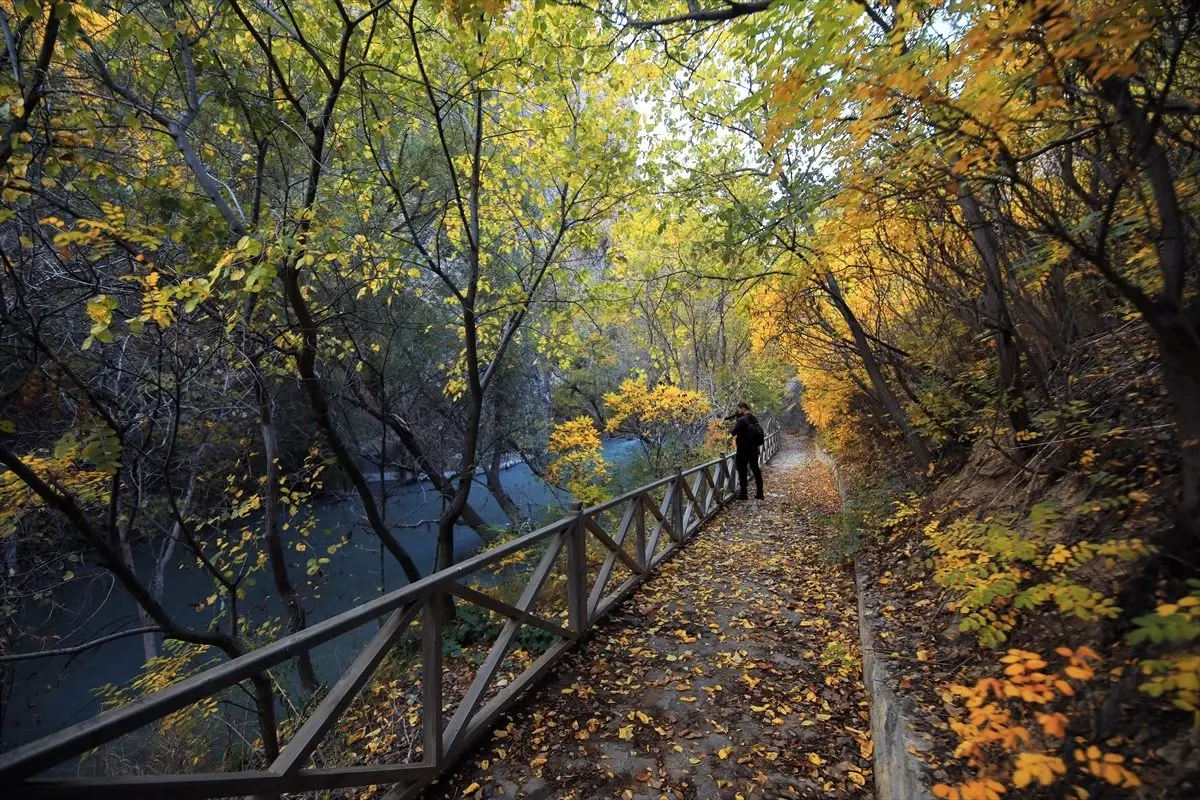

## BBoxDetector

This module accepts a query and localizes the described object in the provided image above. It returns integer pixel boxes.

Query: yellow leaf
[1036,712,1067,738]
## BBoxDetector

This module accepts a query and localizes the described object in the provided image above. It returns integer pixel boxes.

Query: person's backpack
[749,419,765,448]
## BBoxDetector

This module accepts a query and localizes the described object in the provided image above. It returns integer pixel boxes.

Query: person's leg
[751,453,764,498]
[736,453,749,499]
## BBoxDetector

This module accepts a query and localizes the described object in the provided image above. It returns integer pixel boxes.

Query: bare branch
[1,627,165,663]
[628,0,775,29]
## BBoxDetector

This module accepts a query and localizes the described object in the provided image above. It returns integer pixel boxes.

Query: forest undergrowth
[836,322,1198,800]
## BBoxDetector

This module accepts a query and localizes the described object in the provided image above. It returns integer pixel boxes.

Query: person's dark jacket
[732,413,760,456]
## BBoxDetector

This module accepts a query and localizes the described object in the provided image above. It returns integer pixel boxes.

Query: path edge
[814,444,933,800]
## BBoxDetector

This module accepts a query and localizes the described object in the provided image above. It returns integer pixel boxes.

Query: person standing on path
[731,401,764,499]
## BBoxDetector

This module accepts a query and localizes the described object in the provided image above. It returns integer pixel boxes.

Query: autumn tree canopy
[1,0,1198,795]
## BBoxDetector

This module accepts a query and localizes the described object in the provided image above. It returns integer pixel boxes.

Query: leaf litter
[426,441,873,799]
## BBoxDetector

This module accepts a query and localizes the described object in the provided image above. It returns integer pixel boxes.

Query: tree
[357,0,641,585]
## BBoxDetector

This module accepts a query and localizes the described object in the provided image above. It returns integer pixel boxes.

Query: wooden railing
[0,427,780,799]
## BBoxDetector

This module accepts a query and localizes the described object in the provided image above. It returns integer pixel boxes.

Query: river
[0,439,640,752]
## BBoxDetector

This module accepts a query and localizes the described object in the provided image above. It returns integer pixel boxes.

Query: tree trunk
[438,392,483,574]
[387,414,494,533]
[484,393,522,525]
[434,255,488,625]
[281,263,422,583]
[363,400,497,541]
[956,186,1031,435]
[146,466,202,664]
[486,446,522,524]
[256,375,319,693]
[250,672,280,760]
[715,289,724,367]
[1152,309,1200,548]
[1091,70,1198,550]
[117,516,158,664]
[822,271,933,469]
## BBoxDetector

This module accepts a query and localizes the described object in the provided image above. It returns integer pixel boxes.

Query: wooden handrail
[2,425,782,799]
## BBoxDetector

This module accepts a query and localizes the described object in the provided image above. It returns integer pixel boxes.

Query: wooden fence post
[567,502,587,635]
[727,451,737,502]
[715,453,726,506]
[672,465,684,541]
[635,496,647,570]
[422,592,443,765]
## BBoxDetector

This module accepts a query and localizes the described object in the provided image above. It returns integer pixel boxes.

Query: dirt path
[425,438,873,800]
